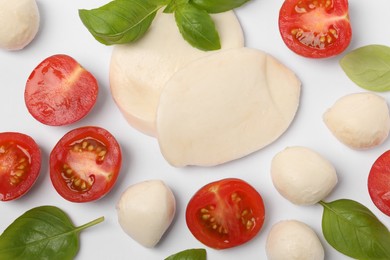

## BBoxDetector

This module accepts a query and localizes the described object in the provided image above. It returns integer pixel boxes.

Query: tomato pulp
[25,54,98,126]
[279,0,351,58]
[186,178,265,249]
[0,132,41,201]
[368,150,390,216]
[50,126,122,202]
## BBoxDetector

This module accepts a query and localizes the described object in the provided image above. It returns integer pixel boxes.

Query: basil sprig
[165,248,206,260]
[79,0,251,51]
[320,199,390,259]
[340,44,390,92]
[0,206,104,260]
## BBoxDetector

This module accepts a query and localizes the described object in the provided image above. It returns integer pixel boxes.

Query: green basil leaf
[165,248,207,260]
[340,44,390,92]
[190,0,250,13]
[79,0,164,45]
[174,4,221,51]
[0,206,104,260]
[164,0,189,13]
[320,199,390,260]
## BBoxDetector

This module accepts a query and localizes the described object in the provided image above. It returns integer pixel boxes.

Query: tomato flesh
[186,178,265,249]
[279,0,351,58]
[0,132,41,201]
[25,54,98,126]
[368,150,390,216]
[50,126,122,202]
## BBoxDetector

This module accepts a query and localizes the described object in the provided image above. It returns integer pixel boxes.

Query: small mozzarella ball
[271,146,337,205]
[323,92,390,149]
[0,0,40,50]
[116,180,176,247]
[266,220,324,260]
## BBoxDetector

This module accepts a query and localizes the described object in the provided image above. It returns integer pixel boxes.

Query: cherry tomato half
[0,132,41,201]
[25,54,98,126]
[186,178,265,249]
[368,150,390,216]
[278,0,352,58]
[50,126,122,202]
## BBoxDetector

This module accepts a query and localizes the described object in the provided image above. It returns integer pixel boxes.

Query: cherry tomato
[368,150,390,216]
[50,126,122,202]
[0,132,41,201]
[186,178,265,249]
[278,0,352,58]
[24,54,98,126]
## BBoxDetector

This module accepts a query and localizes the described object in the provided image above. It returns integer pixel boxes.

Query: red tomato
[186,178,265,249]
[0,132,41,201]
[278,0,352,58]
[24,54,98,126]
[368,150,390,216]
[50,126,122,202]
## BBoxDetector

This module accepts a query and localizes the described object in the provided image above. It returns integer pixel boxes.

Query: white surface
[0,0,389,259]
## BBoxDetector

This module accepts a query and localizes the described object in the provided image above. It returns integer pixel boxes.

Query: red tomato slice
[24,54,98,126]
[0,132,41,201]
[186,178,265,249]
[278,0,352,58]
[368,150,390,216]
[50,126,122,202]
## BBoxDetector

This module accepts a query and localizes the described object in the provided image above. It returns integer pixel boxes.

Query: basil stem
[190,0,251,13]
[320,199,390,260]
[0,206,104,260]
[165,248,207,260]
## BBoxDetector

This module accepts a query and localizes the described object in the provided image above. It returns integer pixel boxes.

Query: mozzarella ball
[0,0,40,50]
[271,146,337,205]
[116,180,176,247]
[266,220,324,260]
[323,92,390,149]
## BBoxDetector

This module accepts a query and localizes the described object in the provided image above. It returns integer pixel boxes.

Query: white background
[1,0,390,259]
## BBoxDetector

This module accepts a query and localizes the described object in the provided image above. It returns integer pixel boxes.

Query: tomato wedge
[186,178,265,249]
[278,0,352,58]
[368,150,390,216]
[50,126,122,202]
[0,132,41,201]
[25,54,98,126]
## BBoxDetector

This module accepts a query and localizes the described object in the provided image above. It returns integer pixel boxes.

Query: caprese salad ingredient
[165,248,206,260]
[323,92,390,149]
[271,146,338,205]
[0,0,40,50]
[25,54,98,126]
[156,47,301,166]
[190,0,250,13]
[50,126,122,202]
[278,0,351,58]
[116,180,176,247]
[0,132,41,201]
[368,150,390,216]
[186,178,265,249]
[266,220,324,260]
[0,206,103,260]
[109,10,244,136]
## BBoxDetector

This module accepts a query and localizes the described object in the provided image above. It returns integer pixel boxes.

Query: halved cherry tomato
[368,150,390,216]
[278,0,352,58]
[24,54,98,126]
[186,178,265,249]
[0,132,41,201]
[50,126,122,202]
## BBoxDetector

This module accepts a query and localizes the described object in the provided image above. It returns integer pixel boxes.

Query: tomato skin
[25,54,98,126]
[50,126,122,202]
[186,178,265,249]
[368,150,390,216]
[279,0,352,58]
[0,132,41,201]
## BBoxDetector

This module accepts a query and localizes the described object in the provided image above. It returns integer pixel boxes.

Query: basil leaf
[320,199,390,260]
[0,206,104,260]
[165,248,207,260]
[164,0,189,13]
[340,44,390,92]
[190,0,250,13]
[79,0,164,45]
[174,4,221,51]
